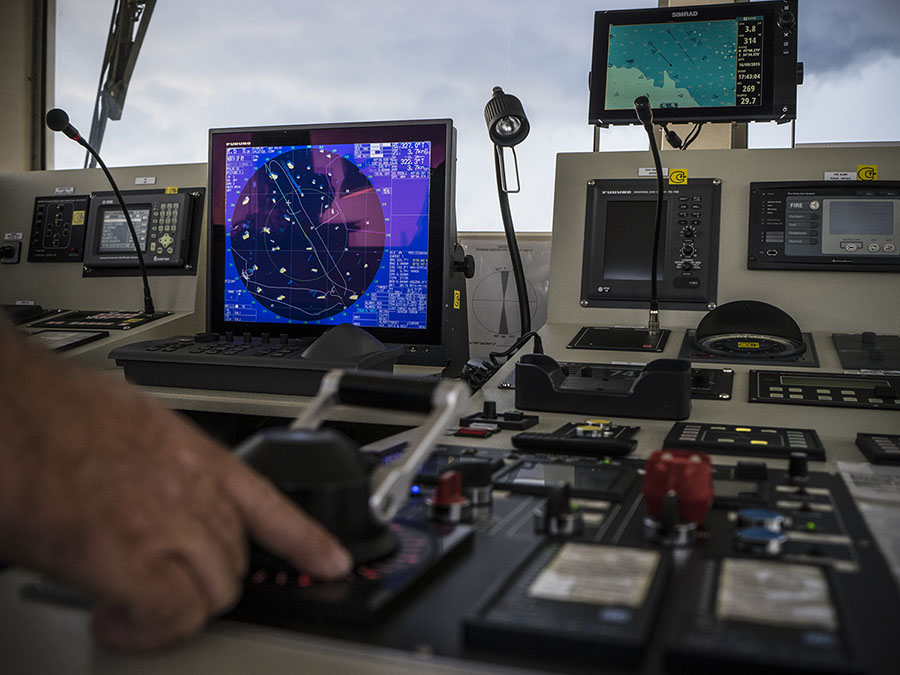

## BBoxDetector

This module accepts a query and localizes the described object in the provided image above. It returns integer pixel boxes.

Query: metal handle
[290,370,469,525]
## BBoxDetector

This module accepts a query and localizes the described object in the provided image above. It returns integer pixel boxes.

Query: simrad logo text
[672,11,699,17]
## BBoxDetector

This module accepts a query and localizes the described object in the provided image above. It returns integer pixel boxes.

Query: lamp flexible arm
[492,145,531,336]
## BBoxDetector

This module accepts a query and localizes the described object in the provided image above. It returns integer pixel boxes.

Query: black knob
[456,461,495,506]
[482,400,497,419]
[681,261,694,272]
[535,483,583,536]
[454,254,476,279]
[861,331,877,344]
[778,10,795,29]
[681,225,697,239]
[238,428,398,563]
[193,332,219,343]
[681,243,696,257]
[788,451,809,486]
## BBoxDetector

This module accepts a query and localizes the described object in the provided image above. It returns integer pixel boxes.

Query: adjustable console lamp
[484,86,532,338]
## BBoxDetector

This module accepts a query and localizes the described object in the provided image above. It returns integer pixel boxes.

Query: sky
[53,0,900,232]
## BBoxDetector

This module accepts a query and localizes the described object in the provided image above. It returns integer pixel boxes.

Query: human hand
[0,324,352,650]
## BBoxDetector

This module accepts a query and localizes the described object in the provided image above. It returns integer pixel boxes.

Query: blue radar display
[229,147,385,322]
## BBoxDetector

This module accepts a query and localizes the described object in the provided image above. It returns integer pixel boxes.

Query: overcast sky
[53,0,900,232]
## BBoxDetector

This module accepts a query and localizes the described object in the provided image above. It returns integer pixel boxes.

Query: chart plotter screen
[604,16,763,112]
[588,0,798,126]
[207,120,452,346]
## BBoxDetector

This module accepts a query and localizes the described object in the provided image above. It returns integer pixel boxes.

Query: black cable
[661,123,683,149]
[681,122,705,150]
[488,330,543,368]
[461,331,543,392]
[492,146,531,337]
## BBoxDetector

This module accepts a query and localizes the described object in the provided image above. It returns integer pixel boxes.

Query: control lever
[237,370,468,563]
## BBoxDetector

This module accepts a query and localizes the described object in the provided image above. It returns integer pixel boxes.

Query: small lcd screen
[827,200,894,235]
[98,207,150,253]
[780,375,888,390]
[603,201,666,281]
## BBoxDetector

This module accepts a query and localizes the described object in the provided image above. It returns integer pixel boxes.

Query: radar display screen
[208,121,452,347]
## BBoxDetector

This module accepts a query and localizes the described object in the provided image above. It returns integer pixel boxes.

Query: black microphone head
[45,108,70,132]
[46,108,81,141]
[634,96,653,126]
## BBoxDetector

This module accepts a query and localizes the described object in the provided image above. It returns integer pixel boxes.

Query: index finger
[218,455,353,579]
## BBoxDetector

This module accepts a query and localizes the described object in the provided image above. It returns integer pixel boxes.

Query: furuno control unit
[580,178,721,310]
[82,188,204,273]
[748,181,900,271]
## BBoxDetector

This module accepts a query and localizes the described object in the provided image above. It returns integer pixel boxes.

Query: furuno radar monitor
[207,120,466,367]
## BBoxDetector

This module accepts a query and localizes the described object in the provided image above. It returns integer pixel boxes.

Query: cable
[681,122,705,150]
[460,331,543,392]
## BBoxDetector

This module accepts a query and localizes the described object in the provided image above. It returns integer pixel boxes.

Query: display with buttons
[82,187,202,271]
[855,433,900,465]
[27,195,89,262]
[664,422,826,460]
[748,181,900,271]
[580,178,721,310]
[749,370,900,410]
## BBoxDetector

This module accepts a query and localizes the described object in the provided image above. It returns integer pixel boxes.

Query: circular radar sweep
[231,147,385,321]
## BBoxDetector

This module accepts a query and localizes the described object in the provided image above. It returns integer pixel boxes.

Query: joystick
[236,370,468,564]
[238,427,400,563]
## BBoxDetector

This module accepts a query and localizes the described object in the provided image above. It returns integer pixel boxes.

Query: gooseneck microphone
[634,96,664,336]
[634,95,654,130]
[46,108,156,316]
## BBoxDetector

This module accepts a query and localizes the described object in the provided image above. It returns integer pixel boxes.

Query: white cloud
[52,1,900,231]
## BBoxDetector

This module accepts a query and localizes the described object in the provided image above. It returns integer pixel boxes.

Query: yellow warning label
[737,341,759,349]
[72,210,85,225]
[164,186,179,194]
[857,165,878,181]
[453,289,461,310]
[668,169,688,185]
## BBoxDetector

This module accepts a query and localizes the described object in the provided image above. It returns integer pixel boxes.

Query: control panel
[27,195,90,262]
[748,181,900,271]
[228,442,900,675]
[82,188,203,272]
[580,178,721,310]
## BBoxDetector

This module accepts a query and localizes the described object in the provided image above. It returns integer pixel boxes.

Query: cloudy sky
[53,0,900,232]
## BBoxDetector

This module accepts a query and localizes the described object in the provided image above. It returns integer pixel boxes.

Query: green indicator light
[806,522,816,531]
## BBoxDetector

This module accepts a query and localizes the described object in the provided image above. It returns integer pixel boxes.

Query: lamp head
[484,86,530,147]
